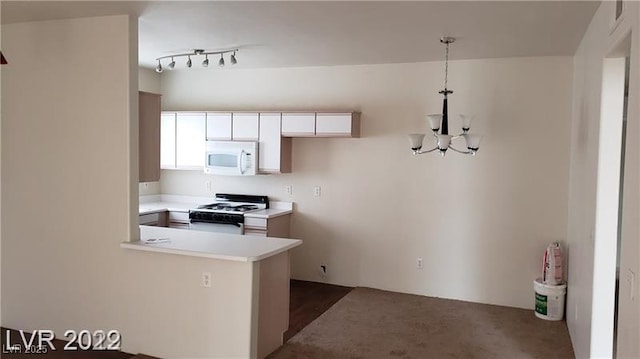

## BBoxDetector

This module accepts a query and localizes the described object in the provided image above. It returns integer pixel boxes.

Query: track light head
[155,60,163,73]
[202,54,209,68]
[187,55,192,68]
[218,54,225,67]
[168,57,175,69]
[230,51,237,65]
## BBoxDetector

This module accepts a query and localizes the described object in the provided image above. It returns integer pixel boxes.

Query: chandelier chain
[444,41,449,90]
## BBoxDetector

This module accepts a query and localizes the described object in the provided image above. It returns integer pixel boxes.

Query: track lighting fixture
[155,48,239,73]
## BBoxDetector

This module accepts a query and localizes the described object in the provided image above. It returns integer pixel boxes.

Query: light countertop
[122,226,302,262]
[138,195,293,219]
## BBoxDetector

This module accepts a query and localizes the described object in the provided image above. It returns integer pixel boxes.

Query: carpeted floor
[268,287,574,359]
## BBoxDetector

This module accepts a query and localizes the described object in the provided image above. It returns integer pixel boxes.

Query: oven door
[189,220,244,235]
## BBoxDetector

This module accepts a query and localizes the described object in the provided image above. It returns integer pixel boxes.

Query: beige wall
[566,1,640,358]
[1,15,256,358]
[0,2,3,325]
[160,56,573,309]
[138,67,161,195]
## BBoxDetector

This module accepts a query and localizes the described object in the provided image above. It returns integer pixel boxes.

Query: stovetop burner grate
[196,203,260,213]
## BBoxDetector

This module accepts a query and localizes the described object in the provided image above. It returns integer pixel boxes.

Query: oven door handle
[190,219,242,228]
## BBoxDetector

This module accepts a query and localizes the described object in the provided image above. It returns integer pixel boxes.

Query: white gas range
[188,193,268,234]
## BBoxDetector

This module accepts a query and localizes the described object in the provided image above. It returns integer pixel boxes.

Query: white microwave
[204,141,258,176]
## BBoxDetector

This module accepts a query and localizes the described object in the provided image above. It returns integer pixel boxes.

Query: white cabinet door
[315,113,359,137]
[160,112,176,169]
[259,113,291,173]
[281,113,316,137]
[232,113,259,140]
[176,112,206,169]
[206,112,232,140]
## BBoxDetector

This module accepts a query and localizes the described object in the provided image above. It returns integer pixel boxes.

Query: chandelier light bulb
[218,54,225,67]
[202,54,209,68]
[460,114,474,132]
[230,51,237,65]
[155,60,163,73]
[427,115,442,132]
[408,134,425,152]
[463,133,483,151]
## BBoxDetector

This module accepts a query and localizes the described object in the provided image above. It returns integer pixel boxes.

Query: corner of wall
[129,15,140,241]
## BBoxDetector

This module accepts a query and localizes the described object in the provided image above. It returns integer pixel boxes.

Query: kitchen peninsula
[121,225,301,358]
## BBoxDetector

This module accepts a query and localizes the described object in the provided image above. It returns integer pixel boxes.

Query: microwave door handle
[239,149,246,175]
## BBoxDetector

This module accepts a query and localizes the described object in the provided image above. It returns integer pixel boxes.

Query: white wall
[1,15,257,358]
[160,56,573,309]
[139,67,161,94]
[566,1,640,358]
[614,2,640,358]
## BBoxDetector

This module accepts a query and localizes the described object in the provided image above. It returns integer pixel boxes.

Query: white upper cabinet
[175,112,206,169]
[259,113,292,174]
[160,112,176,169]
[206,112,232,140]
[232,113,259,141]
[281,113,316,137]
[315,113,360,137]
[159,110,359,174]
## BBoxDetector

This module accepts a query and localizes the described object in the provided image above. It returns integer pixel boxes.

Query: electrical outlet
[285,185,293,196]
[314,186,321,197]
[202,272,212,288]
[416,258,423,269]
[143,183,149,190]
[205,180,212,192]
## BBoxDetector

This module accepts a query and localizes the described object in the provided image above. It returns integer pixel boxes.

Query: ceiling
[2,1,600,70]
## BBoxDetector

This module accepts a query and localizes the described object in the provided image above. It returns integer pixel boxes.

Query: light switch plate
[202,272,212,288]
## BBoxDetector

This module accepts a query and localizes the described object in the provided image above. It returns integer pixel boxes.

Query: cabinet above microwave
[281,112,360,138]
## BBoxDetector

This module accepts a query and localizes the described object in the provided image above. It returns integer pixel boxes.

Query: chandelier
[156,49,238,73]
[408,37,482,156]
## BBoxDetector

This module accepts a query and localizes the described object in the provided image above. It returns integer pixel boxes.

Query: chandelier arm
[448,145,472,155]
[412,146,439,155]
